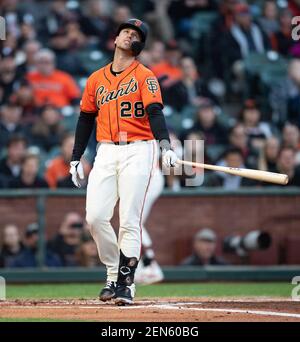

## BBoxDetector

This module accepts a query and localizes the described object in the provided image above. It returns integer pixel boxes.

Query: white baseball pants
[141,168,164,248]
[86,140,158,282]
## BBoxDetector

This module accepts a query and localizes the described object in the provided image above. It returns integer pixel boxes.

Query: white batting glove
[162,149,178,168]
[69,161,84,188]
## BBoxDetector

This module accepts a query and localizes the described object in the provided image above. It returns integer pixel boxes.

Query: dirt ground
[1,298,300,322]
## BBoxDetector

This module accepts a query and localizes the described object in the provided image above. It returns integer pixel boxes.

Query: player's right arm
[70,74,97,188]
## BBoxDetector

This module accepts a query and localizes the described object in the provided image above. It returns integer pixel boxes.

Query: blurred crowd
[0,212,101,268]
[0,212,227,268]
[1,0,300,190]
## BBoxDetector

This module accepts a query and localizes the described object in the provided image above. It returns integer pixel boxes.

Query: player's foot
[135,260,164,285]
[99,280,117,302]
[114,283,136,306]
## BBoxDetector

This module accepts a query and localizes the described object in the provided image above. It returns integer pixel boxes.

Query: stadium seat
[181,105,197,130]
[78,50,110,74]
[190,12,218,40]
[61,114,78,132]
[47,146,61,161]
[244,52,288,77]
[206,144,226,163]
[75,76,88,91]
[37,150,49,177]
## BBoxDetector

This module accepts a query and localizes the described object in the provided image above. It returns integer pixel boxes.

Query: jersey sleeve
[80,74,97,113]
[140,70,163,108]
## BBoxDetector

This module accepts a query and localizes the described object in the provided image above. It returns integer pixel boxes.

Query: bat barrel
[176,160,289,185]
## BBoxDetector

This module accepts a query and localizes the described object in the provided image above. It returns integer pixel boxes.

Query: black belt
[105,140,149,145]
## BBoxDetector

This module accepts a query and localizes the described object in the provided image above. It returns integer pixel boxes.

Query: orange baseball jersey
[80,60,163,142]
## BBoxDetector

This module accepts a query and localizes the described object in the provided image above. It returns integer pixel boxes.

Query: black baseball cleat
[99,280,117,302]
[114,284,136,306]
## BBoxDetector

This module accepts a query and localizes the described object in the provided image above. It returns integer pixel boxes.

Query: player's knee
[119,220,139,232]
[86,210,109,227]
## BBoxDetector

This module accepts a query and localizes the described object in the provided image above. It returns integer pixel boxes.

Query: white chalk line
[2,302,300,319]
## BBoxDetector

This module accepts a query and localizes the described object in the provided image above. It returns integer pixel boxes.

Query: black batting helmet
[116,18,148,56]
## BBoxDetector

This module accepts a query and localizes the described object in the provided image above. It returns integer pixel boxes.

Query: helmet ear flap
[131,41,145,56]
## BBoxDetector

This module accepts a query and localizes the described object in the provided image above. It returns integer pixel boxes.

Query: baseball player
[69,19,178,305]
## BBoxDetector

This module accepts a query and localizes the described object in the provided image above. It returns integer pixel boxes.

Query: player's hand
[162,149,178,168]
[69,161,84,188]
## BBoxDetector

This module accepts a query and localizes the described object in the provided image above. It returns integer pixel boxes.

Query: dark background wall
[0,193,299,265]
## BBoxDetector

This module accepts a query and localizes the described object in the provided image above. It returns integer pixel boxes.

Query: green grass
[5,282,293,299]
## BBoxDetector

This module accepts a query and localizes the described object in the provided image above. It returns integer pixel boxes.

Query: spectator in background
[270,59,300,127]
[275,147,300,186]
[17,17,37,48]
[9,153,48,189]
[50,19,87,53]
[206,147,255,188]
[0,55,20,105]
[213,0,238,30]
[48,212,84,266]
[76,233,101,267]
[0,32,18,58]
[223,3,269,73]
[30,105,66,152]
[26,49,80,108]
[228,123,258,168]
[258,0,279,38]
[209,0,238,79]
[0,102,25,148]
[239,99,273,151]
[45,133,90,188]
[180,228,227,266]
[271,9,298,57]
[169,0,218,37]
[288,93,300,129]
[138,49,153,68]
[10,223,62,268]
[0,134,27,187]
[258,136,280,173]
[17,40,42,76]
[37,0,76,45]
[49,19,88,75]
[191,99,227,145]
[10,80,37,124]
[164,56,217,111]
[0,224,25,268]
[144,0,174,42]
[151,40,183,89]
[0,0,31,56]
[282,123,300,164]
[106,5,132,52]
[79,0,112,51]
[149,40,166,66]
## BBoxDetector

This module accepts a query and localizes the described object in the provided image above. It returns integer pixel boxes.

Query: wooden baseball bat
[176,160,289,185]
